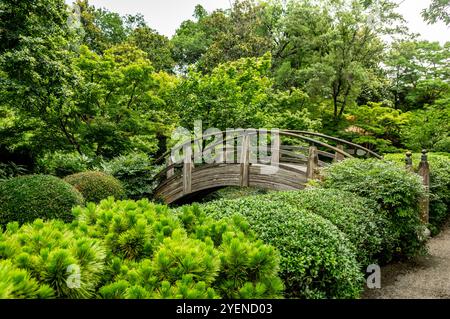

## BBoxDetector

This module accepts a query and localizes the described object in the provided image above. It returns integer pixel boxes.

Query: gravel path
[363,224,450,299]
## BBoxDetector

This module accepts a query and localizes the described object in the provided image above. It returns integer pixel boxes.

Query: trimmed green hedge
[384,153,450,235]
[262,189,392,266]
[320,158,426,259]
[0,175,84,227]
[64,171,126,203]
[200,197,364,299]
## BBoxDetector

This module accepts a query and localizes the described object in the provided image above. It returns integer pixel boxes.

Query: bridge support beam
[183,147,193,195]
[306,146,319,180]
[240,134,250,187]
[418,150,430,225]
[334,144,345,162]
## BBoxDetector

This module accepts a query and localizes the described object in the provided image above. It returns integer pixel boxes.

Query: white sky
[76,0,449,43]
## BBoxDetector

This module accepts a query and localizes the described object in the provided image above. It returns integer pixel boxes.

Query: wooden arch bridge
[152,130,382,204]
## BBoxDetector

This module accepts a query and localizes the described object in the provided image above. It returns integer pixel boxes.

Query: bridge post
[334,144,345,162]
[306,146,319,180]
[418,150,430,225]
[405,151,413,172]
[183,146,193,195]
[167,156,174,179]
[240,134,250,187]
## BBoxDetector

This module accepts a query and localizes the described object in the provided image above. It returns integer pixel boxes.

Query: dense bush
[64,171,126,203]
[262,189,392,266]
[201,186,271,202]
[100,153,161,199]
[201,197,364,299]
[0,220,106,298]
[384,153,450,235]
[0,175,84,227]
[0,260,54,299]
[320,159,426,258]
[37,151,94,177]
[73,198,284,299]
[0,199,284,299]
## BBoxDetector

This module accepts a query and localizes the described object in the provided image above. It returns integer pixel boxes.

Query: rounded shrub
[0,175,84,227]
[201,197,364,299]
[320,158,426,259]
[64,171,126,203]
[263,189,392,266]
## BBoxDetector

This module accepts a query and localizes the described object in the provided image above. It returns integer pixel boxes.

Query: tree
[274,0,398,121]
[0,0,85,156]
[72,44,176,158]
[127,26,175,72]
[385,40,450,110]
[171,1,281,72]
[75,0,146,53]
[422,0,450,25]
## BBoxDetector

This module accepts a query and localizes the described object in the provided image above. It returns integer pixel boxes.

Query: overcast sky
[81,0,449,43]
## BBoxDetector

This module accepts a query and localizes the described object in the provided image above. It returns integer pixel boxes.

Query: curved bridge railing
[152,129,381,204]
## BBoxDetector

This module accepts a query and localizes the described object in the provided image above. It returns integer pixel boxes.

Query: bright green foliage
[71,198,284,299]
[127,26,174,72]
[263,189,392,266]
[321,159,426,258]
[37,151,93,177]
[100,152,161,199]
[384,153,450,235]
[0,175,84,227]
[0,199,283,299]
[344,102,410,153]
[0,260,54,299]
[175,54,273,130]
[0,219,106,298]
[400,101,450,152]
[201,198,364,299]
[64,171,126,203]
[422,0,450,25]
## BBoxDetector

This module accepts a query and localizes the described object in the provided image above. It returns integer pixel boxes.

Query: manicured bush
[320,158,426,258]
[64,171,126,203]
[0,175,84,227]
[201,197,364,299]
[262,189,393,266]
[37,151,93,177]
[100,153,162,199]
[201,186,271,202]
[384,153,450,235]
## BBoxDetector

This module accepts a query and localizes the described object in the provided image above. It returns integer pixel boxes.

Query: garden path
[363,224,450,299]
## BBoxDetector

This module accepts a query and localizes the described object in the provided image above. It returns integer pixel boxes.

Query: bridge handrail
[153,129,381,167]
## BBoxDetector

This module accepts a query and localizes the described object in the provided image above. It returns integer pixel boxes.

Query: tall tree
[128,26,175,72]
[422,0,450,25]
[0,0,85,155]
